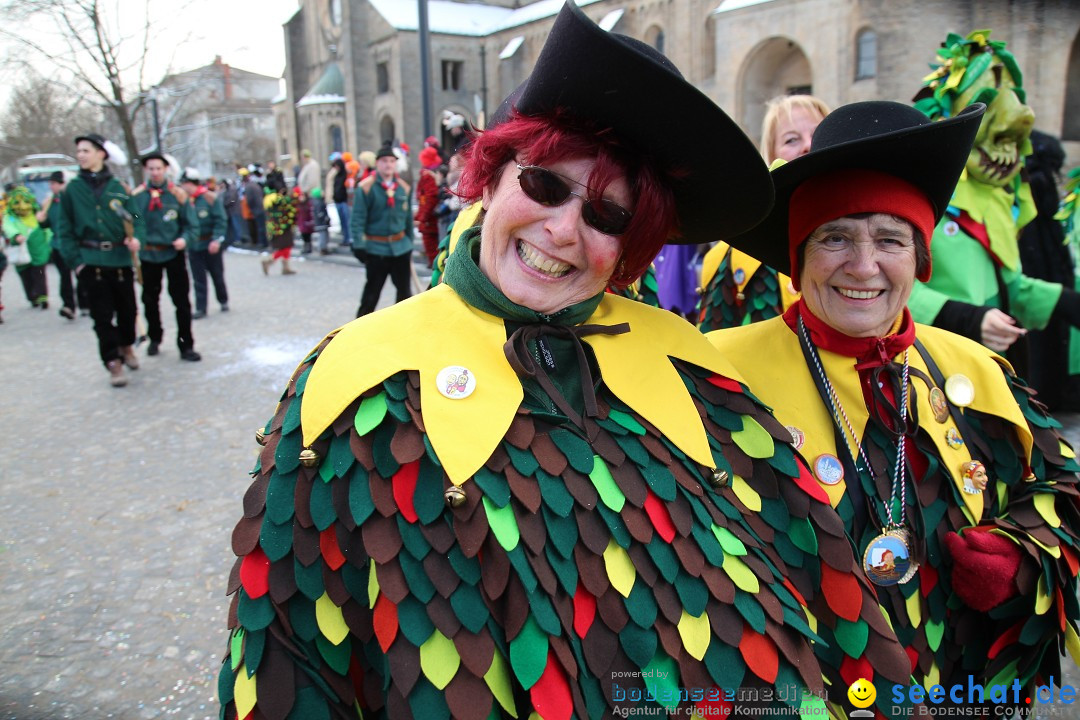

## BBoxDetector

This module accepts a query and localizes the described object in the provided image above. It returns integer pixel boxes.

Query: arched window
[329,125,343,153]
[644,25,665,56]
[380,116,395,145]
[702,15,716,80]
[1065,29,1080,140]
[855,28,877,80]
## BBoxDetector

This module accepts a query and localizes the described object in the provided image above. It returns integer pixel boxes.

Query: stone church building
[273,0,1080,168]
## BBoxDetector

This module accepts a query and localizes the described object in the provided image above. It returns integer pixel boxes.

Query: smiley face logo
[847,678,876,709]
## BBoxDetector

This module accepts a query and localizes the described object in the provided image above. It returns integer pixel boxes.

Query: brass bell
[735,292,745,302]
[298,448,320,468]
[255,428,267,446]
[444,485,467,508]
[709,468,729,488]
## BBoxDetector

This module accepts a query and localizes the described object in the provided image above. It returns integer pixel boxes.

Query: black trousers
[80,265,137,366]
[357,253,412,317]
[50,248,85,310]
[16,264,47,305]
[188,247,229,313]
[141,252,194,352]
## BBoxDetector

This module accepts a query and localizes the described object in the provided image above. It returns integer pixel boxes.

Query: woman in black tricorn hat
[218,5,907,718]
[710,100,1080,702]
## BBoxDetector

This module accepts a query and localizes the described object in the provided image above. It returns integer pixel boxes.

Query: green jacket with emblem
[190,190,227,252]
[132,182,197,263]
[55,173,143,270]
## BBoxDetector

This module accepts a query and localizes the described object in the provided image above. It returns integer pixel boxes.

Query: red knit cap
[787,169,934,290]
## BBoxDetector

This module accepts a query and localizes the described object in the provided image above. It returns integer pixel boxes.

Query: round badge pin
[929,387,949,423]
[862,527,917,587]
[944,374,975,407]
[436,366,476,399]
[944,427,964,449]
[814,453,844,485]
[733,268,745,285]
[943,220,960,237]
[787,426,805,450]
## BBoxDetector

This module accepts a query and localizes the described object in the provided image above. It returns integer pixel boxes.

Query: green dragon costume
[1058,169,1080,376]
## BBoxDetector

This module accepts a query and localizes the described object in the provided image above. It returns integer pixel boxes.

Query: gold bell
[735,292,746,302]
[444,485,467,507]
[255,428,267,446]
[709,468,729,488]
[298,448,320,468]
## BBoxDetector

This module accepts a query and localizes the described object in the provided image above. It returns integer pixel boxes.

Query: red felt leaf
[791,462,830,504]
[904,646,918,676]
[739,624,778,683]
[919,561,938,598]
[530,650,573,720]
[643,489,676,543]
[820,561,862,622]
[373,593,399,653]
[1061,545,1079,578]
[573,583,597,638]
[240,547,270,599]
[987,621,1023,660]
[695,689,733,719]
[1057,588,1067,631]
[393,460,420,523]
[840,654,873,688]
[320,527,346,571]
[781,578,807,609]
[706,374,743,393]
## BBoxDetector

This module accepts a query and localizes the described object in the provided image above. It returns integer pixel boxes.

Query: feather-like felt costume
[696,242,798,332]
[710,312,1080,695]
[218,280,911,719]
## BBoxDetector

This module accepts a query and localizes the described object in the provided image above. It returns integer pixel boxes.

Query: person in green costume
[217,4,911,719]
[909,30,1080,378]
[2,185,51,309]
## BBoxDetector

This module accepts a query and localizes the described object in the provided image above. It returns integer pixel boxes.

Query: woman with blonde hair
[698,94,829,331]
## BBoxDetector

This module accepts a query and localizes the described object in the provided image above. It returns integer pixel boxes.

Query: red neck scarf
[191,186,207,201]
[382,177,397,208]
[783,298,915,370]
[148,181,171,212]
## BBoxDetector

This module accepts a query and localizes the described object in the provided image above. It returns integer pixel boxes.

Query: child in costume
[2,185,51,309]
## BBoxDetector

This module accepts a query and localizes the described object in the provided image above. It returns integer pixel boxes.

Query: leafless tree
[0,0,192,183]
[0,72,98,167]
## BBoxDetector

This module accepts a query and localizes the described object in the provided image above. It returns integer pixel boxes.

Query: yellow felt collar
[301,284,743,485]
[708,319,1033,524]
[699,242,799,310]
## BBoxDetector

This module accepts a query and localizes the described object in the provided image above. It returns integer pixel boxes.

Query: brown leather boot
[107,359,128,387]
[121,345,140,370]
[282,259,296,275]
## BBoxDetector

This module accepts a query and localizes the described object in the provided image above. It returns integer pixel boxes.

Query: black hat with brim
[492,1,772,244]
[140,152,168,166]
[727,100,985,274]
[75,133,109,158]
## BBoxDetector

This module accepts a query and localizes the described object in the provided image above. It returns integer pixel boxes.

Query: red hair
[457,112,678,288]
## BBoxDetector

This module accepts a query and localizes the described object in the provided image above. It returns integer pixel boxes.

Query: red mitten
[944,529,1023,612]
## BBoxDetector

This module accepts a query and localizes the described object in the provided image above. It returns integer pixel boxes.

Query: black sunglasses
[516,165,633,236]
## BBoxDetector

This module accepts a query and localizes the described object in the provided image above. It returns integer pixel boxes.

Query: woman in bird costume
[696,94,827,332]
[709,100,1080,706]
[218,5,909,718]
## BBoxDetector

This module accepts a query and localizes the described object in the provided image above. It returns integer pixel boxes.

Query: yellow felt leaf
[1035,574,1052,615]
[721,552,760,594]
[1065,624,1080,664]
[234,662,257,719]
[420,628,460,690]
[730,475,761,512]
[603,539,637,598]
[699,241,729,289]
[1059,440,1075,459]
[804,607,818,635]
[1024,532,1062,559]
[905,590,922,629]
[368,562,380,609]
[316,592,349,645]
[925,663,940,688]
[678,609,711,661]
[485,650,519,718]
[731,415,774,459]
[1034,493,1062,528]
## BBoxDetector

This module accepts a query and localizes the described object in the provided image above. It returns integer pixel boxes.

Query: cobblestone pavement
[0,248,1077,718]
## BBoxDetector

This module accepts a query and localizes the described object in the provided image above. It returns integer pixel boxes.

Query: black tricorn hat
[727,100,985,274]
[140,152,167,166]
[75,133,109,157]
[490,1,772,244]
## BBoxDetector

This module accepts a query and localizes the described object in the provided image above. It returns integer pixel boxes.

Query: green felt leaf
[589,456,625,512]
[266,471,298,524]
[506,546,538,594]
[528,592,562,636]
[399,552,436,603]
[758,496,790,533]
[640,459,676,501]
[550,428,594,474]
[237,590,275,630]
[347,464,374,525]
[259,517,294,562]
[834,617,869,658]
[537,470,574,517]
[614,430,650,465]
[354,391,388,436]
[645,536,680,583]
[372,422,399,478]
[318,458,335,483]
[597,503,632,549]
[643,653,680,710]
[787,516,818,555]
[510,615,548,690]
[289,598,319,642]
[328,432,355,478]
[310,476,337,531]
[316,633,352,676]
[925,617,944,652]
[624,578,658,627]
[690,523,726,567]
[731,415,774,459]
[451,582,490,633]
[289,686,332,720]
[282,393,303,434]
[386,395,411,424]
[407,677,451,719]
[295,555,326,601]
[505,443,540,476]
[229,628,245,671]
[619,622,657,668]
[712,524,747,556]
[674,571,708,617]
[420,628,461,690]
[447,544,482,584]
[733,589,766,634]
[473,467,511,507]
[546,544,579,595]
[383,374,408,401]
[703,640,745,691]
[341,562,368,600]
[781,606,823,645]
[397,515,431,559]
[609,408,646,435]
[483,496,520,551]
[397,595,436,646]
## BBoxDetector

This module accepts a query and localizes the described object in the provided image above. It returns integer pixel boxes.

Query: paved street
[1,248,1078,718]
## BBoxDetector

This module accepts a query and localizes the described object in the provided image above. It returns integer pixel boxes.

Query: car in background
[2,154,79,204]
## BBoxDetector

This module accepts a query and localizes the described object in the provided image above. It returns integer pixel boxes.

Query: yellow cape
[300,284,746,485]
[699,241,799,310]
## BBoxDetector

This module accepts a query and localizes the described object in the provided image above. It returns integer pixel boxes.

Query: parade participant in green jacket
[131,152,201,361]
[180,169,229,318]
[54,133,143,387]
[39,171,83,319]
[2,185,51,310]
[350,143,413,317]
